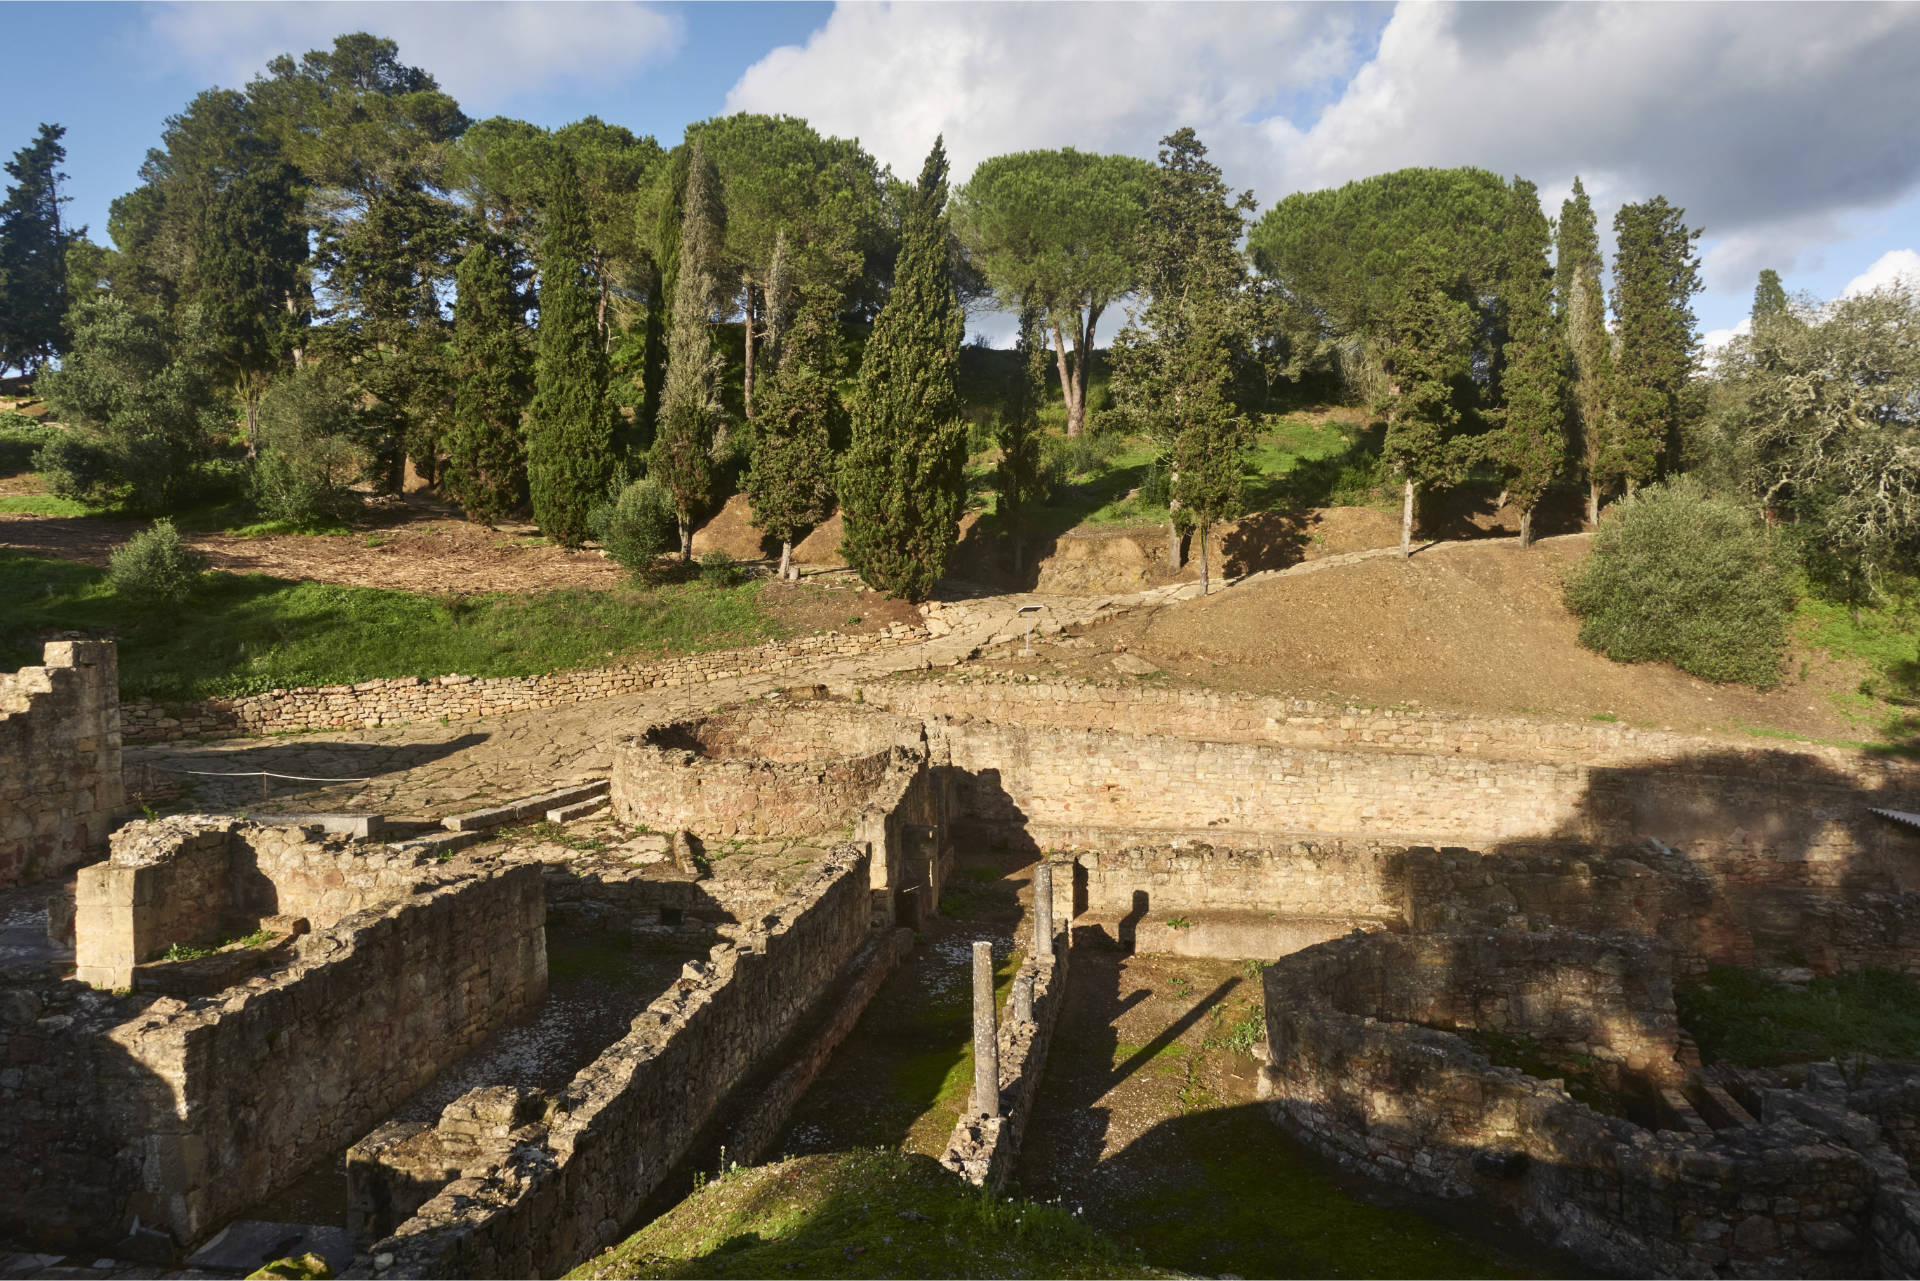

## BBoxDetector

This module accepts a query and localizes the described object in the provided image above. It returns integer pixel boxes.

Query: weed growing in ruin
[1166,915,1193,931]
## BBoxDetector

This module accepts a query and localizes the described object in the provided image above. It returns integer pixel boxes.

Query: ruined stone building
[7,642,1920,1277]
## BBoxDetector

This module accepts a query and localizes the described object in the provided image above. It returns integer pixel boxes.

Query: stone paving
[122,535,1588,823]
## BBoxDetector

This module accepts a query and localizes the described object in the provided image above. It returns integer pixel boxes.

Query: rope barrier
[170,769,373,783]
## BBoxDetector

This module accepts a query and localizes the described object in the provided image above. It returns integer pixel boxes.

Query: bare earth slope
[1088,535,1861,742]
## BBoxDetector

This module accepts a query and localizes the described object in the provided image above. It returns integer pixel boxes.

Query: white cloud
[143,2,683,112]
[728,1,1920,340]
[1842,248,1920,298]
[1701,317,1752,361]
[725,2,1371,185]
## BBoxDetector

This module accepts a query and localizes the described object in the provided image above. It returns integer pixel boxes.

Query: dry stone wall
[1262,928,1916,1278]
[361,848,873,1279]
[1,639,122,888]
[107,864,544,1244]
[120,625,926,743]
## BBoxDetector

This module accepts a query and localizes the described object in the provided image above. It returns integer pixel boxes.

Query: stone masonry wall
[120,624,927,743]
[1,639,122,888]
[362,848,873,1279]
[1263,930,1891,1278]
[941,932,1068,1191]
[104,863,545,1244]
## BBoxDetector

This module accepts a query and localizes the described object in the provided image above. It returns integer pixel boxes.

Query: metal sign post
[1017,604,1045,655]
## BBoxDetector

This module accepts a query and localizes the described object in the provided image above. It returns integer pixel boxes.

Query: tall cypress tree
[527,155,615,547]
[1751,269,1788,325]
[1496,179,1567,549]
[0,123,80,377]
[838,137,967,602]
[445,235,532,524]
[1611,197,1702,497]
[1384,253,1475,558]
[649,138,725,559]
[1558,178,1613,524]
[746,365,840,580]
[996,303,1049,578]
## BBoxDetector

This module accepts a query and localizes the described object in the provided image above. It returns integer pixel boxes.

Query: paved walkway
[126,532,1591,821]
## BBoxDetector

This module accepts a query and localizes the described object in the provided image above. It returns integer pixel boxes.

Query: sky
[6,0,1919,349]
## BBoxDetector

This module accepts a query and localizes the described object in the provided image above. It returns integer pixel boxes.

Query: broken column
[1012,970,1034,1025]
[1032,860,1054,959]
[971,939,1000,1117]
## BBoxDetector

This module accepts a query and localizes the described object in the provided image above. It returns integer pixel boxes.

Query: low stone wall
[941,932,1069,1191]
[120,624,928,743]
[1046,839,1408,924]
[613,704,953,927]
[109,864,545,1243]
[920,712,1920,886]
[1,639,122,888]
[1261,929,1913,1277]
[361,847,873,1279]
[72,817,440,989]
[2,862,544,1251]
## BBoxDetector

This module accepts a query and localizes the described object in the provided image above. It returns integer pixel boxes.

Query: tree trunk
[680,520,692,561]
[1051,325,1081,437]
[1588,480,1599,527]
[1624,476,1637,502]
[1519,507,1534,550]
[1198,521,1210,595]
[1166,490,1184,572]
[242,377,260,460]
[743,287,758,420]
[1072,302,1103,436]
[780,538,792,581]
[1401,478,1416,558]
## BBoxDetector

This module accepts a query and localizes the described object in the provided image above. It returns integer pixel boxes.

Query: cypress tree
[0,123,79,377]
[996,303,1049,578]
[1611,197,1702,498]
[1752,269,1789,325]
[649,138,725,559]
[838,138,967,602]
[746,364,840,580]
[1384,256,1475,557]
[1558,178,1613,524]
[1496,179,1567,549]
[445,236,532,524]
[527,155,617,547]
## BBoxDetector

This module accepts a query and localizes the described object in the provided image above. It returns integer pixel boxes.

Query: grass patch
[225,517,355,539]
[0,549,784,700]
[1795,591,1920,751]
[161,927,278,962]
[1678,966,1920,1067]
[0,493,91,516]
[568,1148,1161,1280]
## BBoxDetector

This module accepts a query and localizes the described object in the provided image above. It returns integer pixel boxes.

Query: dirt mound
[690,493,848,565]
[1090,536,1860,741]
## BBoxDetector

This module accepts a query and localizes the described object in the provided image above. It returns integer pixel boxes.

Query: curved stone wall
[1262,928,1918,1278]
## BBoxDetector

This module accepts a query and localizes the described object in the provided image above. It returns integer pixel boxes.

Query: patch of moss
[1451,1025,1629,1119]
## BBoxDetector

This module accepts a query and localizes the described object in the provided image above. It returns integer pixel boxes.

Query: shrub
[251,368,366,527]
[32,433,118,503]
[109,519,208,606]
[1040,430,1119,486]
[0,412,59,474]
[587,477,677,580]
[1563,477,1794,687]
[699,549,741,588]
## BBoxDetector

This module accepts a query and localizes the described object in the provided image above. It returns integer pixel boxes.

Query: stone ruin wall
[119,624,927,743]
[1,639,122,889]
[611,704,954,926]
[72,817,458,988]
[1,840,545,1251]
[1261,928,1920,1278]
[362,848,874,1279]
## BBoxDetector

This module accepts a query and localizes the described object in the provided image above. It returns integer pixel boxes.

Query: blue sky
[7,1,1918,347]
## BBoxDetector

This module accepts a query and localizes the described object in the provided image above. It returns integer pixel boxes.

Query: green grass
[0,493,90,515]
[1678,966,1920,1067]
[1795,591,1920,750]
[567,1148,1163,1280]
[0,549,784,701]
[161,927,278,962]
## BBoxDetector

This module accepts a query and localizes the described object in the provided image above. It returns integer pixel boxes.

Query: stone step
[442,780,609,832]
[251,813,387,840]
[546,796,610,824]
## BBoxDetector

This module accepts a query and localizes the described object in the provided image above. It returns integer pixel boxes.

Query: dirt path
[1014,948,1571,1278]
